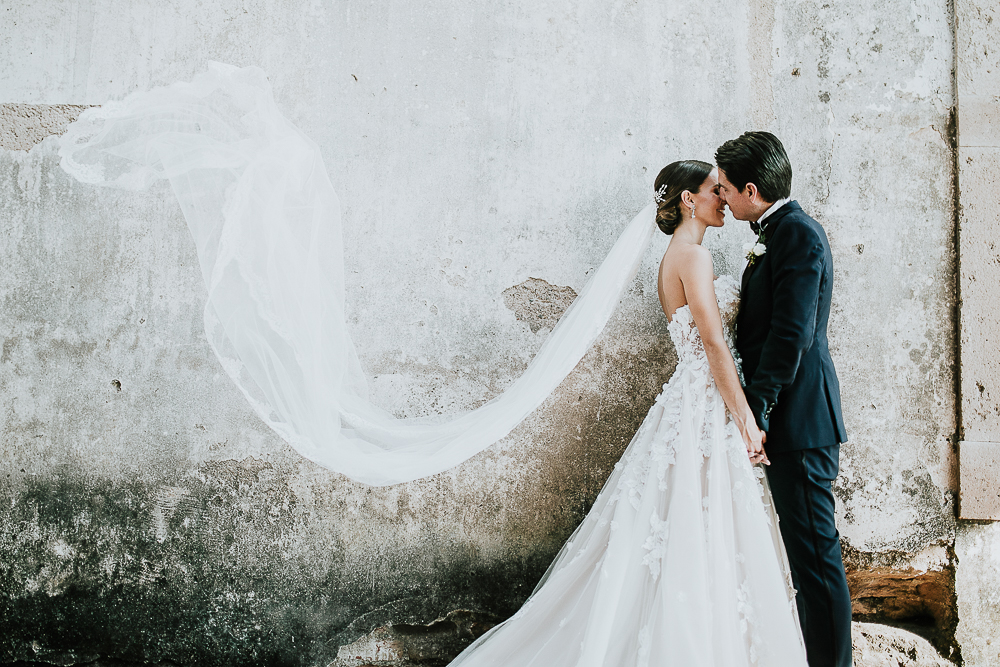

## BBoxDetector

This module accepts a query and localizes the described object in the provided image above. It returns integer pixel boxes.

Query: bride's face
[693,169,726,227]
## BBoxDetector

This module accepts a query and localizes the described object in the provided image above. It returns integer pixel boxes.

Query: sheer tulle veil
[59,62,657,485]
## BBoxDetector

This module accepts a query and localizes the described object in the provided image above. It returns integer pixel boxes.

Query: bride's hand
[748,443,769,466]
[741,418,769,465]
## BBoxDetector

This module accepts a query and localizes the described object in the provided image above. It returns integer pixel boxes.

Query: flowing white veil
[59,62,657,485]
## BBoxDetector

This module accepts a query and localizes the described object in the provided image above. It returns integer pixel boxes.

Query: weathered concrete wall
[0,0,970,664]
[772,1,961,656]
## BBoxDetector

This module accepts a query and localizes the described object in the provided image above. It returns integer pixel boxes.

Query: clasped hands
[739,420,770,466]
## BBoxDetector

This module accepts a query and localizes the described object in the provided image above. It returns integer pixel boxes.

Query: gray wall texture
[0,0,992,665]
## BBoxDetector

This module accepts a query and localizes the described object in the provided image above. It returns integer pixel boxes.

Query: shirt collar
[756,197,791,229]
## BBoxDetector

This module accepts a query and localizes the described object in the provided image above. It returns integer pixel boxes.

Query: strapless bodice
[666,275,741,366]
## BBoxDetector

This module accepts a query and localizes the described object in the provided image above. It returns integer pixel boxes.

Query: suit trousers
[766,445,853,667]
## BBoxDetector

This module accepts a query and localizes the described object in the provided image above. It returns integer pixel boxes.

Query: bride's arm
[676,245,766,461]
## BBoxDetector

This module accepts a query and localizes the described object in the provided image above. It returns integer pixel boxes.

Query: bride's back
[657,240,714,323]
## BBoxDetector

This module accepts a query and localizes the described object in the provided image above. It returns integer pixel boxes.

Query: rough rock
[847,564,957,655]
[853,622,955,667]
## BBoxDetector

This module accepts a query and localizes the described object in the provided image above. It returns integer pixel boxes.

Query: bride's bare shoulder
[662,242,712,276]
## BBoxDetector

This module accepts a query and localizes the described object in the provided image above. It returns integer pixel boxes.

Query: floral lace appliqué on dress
[449,275,807,667]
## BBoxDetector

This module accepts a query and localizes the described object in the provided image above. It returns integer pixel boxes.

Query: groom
[715,132,852,667]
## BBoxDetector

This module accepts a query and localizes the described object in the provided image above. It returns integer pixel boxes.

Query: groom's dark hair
[714,131,792,203]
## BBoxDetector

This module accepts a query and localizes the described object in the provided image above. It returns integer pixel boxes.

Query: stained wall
[0,0,971,664]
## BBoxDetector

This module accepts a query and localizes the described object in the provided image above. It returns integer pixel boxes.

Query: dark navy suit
[736,201,853,667]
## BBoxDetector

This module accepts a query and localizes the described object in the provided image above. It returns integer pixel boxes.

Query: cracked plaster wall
[0,0,971,664]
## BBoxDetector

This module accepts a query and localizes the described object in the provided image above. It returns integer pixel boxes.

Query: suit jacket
[736,201,848,453]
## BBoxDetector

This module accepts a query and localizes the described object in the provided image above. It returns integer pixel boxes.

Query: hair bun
[652,159,713,236]
[655,201,683,236]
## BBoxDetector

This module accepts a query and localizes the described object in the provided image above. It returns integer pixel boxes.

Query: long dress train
[449,276,808,667]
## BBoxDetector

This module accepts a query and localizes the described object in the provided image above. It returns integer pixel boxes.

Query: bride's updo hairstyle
[653,160,713,236]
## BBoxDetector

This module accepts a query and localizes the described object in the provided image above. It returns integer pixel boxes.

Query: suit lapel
[738,247,757,332]
[739,200,799,301]
[740,255,756,296]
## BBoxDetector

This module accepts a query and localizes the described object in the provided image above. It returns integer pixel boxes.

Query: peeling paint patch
[0,104,92,151]
[502,278,577,334]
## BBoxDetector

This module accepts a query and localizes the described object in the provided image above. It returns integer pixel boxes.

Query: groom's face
[717,169,760,222]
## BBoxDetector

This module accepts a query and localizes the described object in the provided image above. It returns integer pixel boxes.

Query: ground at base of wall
[327,620,956,667]
[327,623,954,667]
[0,622,956,667]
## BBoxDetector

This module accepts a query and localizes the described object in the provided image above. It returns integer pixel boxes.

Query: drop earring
[691,205,696,219]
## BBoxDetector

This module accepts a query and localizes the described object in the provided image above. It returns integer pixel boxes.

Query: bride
[59,65,807,665]
[446,160,808,666]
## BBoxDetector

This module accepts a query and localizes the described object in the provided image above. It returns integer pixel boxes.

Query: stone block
[959,147,1000,442]
[956,523,1000,666]
[957,0,1000,98]
[959,441,1000,519]
[959,95,1000,148]
[852,622,955,666]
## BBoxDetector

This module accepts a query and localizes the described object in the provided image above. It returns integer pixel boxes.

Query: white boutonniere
[743,235,767,267]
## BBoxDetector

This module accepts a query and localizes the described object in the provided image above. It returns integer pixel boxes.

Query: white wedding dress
[449,276,808,667]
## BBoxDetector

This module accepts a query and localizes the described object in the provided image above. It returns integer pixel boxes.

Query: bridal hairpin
[654,183,669,203]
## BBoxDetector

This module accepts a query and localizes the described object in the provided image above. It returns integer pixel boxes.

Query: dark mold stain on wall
[0,467,549,666]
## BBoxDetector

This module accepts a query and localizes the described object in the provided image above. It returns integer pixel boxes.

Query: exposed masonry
[842,543,959,658]
[0,104,91,151]
[502,278,577,334]
[852,623,955,667]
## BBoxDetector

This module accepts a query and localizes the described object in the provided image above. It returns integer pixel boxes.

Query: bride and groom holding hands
[449,131,853,667]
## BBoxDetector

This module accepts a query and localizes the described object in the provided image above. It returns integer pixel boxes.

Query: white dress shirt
[756,197,791,230]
